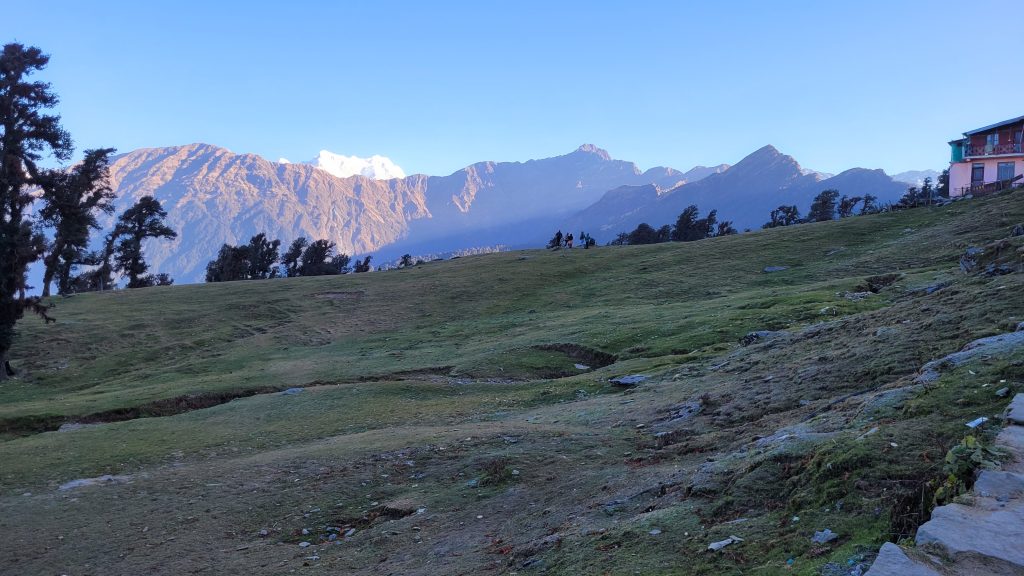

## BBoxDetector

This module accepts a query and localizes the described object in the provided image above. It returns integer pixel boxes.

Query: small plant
[933,435,1003,505]
[479,457,515,487]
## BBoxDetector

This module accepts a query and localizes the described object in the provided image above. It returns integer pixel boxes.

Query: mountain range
[94,143,919,284]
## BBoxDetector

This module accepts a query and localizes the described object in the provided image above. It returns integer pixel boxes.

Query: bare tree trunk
[41,239,64,298]
[0,350,12,381]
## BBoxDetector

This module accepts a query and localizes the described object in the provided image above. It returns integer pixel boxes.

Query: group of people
[549,230,596,249]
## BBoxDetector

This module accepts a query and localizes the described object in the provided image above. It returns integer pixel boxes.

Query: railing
[963,142,1023,157]
[955,174,1023,196]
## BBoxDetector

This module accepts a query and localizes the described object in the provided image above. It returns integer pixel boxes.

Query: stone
[57,422,98,432]
[996,387,1011,397]
[811,529,839,544]
[874,327,898,337]
[298,541,311,548]
[280,387,304,395]
[739,330,781,346]
[610,375,646,386]
[258,529,269,537]
[973,470,1024,500]
[344,528,356,537]
[1006,394,1024,425]
[58,474,132,491]
[707,535,743,551]
[763,266,789,273]
[574,363,590,370]
[915,499,1024,566]
[648,529,662,536]
[996,426,1024,474]
[918,281,950,295]
[918,332,1024,378]
[1012,224,1024,237]
[863,542,941,576]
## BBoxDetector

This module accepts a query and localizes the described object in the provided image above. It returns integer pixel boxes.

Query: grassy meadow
[1,192,1023,575]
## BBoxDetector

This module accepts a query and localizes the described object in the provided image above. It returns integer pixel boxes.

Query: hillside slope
[2,192,1023,575]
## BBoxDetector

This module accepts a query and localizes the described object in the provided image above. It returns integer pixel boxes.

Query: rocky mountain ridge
[95,143,911,284]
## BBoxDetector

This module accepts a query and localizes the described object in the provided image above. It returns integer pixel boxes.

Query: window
[972,163,985,183]
[998,162,1015,181]
[985,133,999,154]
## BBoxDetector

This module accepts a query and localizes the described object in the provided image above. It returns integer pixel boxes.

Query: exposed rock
[811,528,839,544]
[57,422,99,432]
[654,401,703,428]
[280,387,304,395]
[610,375,646,386]
[915,499,1024,566]
[960,247,984,273]
[763,266,789,273]
[58,474,132,491]
[863,542,941,576]
[973,470,1024,500]
[1011,224,1024,237]
[917,331,1024,383]
[739,330,783,346]
[874,326,899,337]
[1007,395,1024,426]
[860,385,922,414]
[844,291,874,301]
[707,535,743,551]
[911,281,951,296]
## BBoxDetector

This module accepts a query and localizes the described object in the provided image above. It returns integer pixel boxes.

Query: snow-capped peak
[306,150,406,180]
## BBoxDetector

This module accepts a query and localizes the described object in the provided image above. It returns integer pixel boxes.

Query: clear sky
[8,0,1023,176]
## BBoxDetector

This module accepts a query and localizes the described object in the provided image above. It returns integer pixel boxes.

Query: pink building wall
[949,155,1023,197]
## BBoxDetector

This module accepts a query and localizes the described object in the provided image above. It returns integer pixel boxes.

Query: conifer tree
[111,196,177,288]
[0,43,74,379]
[38,148,117,296]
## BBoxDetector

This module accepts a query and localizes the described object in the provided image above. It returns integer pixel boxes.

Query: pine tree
[808,190,840,222]
[299,239,338,276]
[246,233,280,279]
[837,195,862,218]
[0,44,74,380]
[38,148,117,296]
[860,194,878,215]
[282,237,308,277]
[111,196,177,288]
[671,205,700,241]
[763,205,801,228]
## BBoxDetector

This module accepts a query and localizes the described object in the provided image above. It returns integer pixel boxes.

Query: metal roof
[963,115,1024,136]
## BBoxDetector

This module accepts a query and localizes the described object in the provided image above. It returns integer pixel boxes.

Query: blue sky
[8,0,1023,176]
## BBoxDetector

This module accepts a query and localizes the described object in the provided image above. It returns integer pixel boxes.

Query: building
[948,115,1024,197]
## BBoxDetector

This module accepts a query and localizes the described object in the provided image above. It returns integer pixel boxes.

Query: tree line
[204,235,374,282]
[762,172,949,229]
[607,205,738,246]
[1,43,177,379]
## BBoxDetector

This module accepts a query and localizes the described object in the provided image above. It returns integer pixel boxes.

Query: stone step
[1006,395,1024,426]
[915,497,1024,567]
[863,542,943,576]
[974,470,1024,500]
[997,425,1024,474]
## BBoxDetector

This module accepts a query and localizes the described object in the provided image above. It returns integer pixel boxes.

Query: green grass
[1,191,1023,575]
